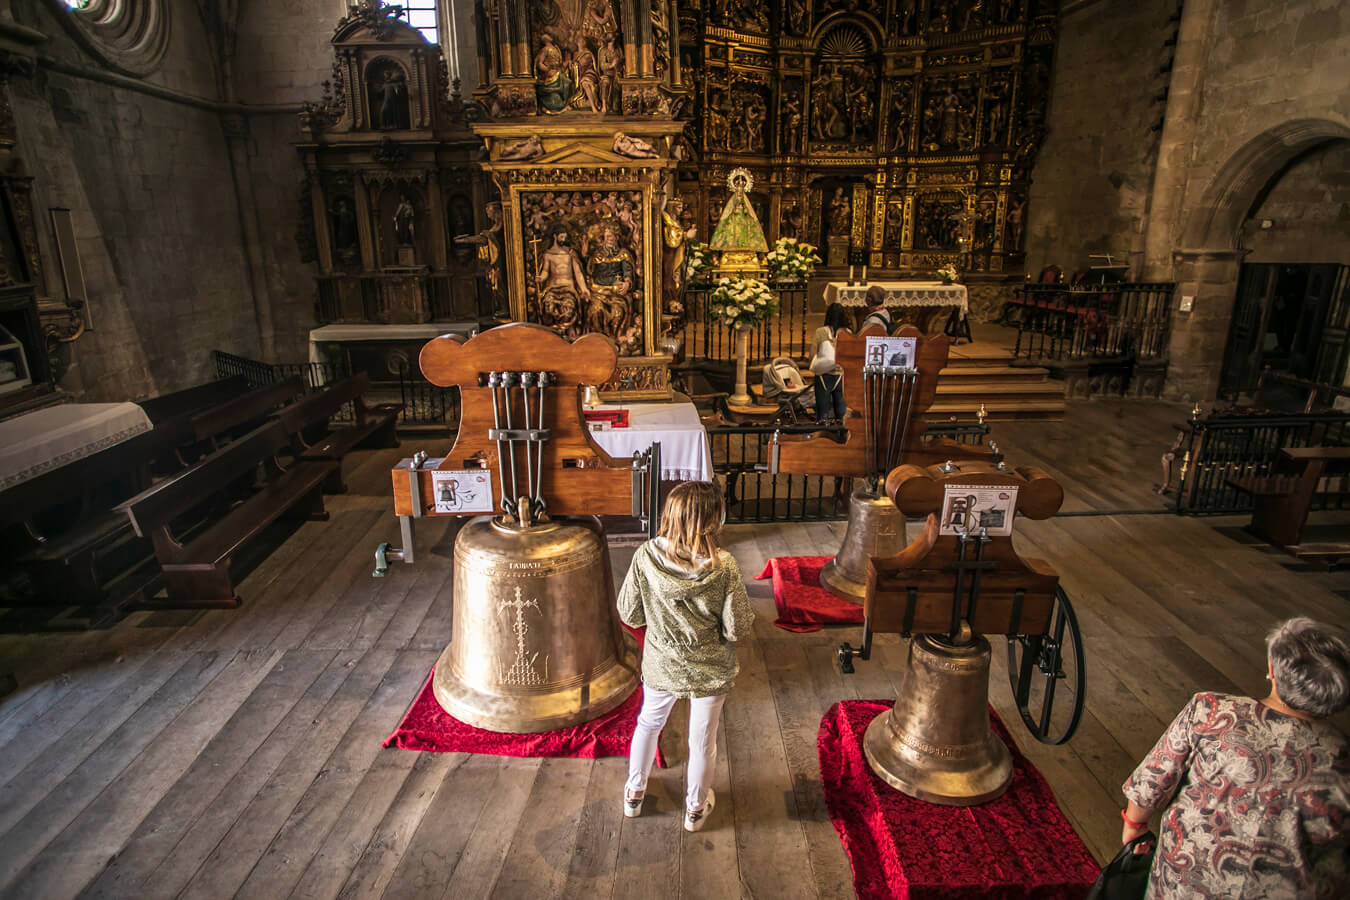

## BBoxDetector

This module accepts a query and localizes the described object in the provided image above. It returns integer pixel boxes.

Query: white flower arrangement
[687,242,714,283]
[937,263,960,284]
[765,237,822,283]
[707,277,778,330]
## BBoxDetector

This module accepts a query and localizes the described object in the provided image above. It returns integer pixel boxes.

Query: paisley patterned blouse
[617,539,754,698]
[1123,692,1349,899]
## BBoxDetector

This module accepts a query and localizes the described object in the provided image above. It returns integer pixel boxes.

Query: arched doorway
[1169,119,1350,400]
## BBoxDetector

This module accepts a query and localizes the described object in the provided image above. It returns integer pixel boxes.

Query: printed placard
[863,335,917,369]
[939,484,1019,537]
[432,469,495,514]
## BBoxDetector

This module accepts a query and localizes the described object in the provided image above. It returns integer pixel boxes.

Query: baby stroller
[761,356,815,424]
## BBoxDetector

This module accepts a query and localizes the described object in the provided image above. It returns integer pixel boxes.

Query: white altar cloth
[824,281,969,314]
[0,402,152,490]
[589,402,712,483]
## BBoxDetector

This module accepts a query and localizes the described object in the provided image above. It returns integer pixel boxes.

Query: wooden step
[929,397,1066,422]
[935,381,1065,399]
[938,365,1049,384]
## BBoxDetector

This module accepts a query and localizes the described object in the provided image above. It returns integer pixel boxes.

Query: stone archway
[1166,118,1350,400]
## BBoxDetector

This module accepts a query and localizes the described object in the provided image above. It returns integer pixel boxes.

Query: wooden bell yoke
[866,460,1064,638]
[771,325,991,478]
[381,324,657,571]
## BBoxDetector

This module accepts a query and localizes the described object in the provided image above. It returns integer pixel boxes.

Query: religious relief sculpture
[717,0,769,33]
[613,132,660,158]
[887,79,914,152]
[781,202,806,240]
[368,62,410,130]
[780,85,803,154]
[454,201,506,312]
[661,197,695,317]
[788,0,810,35]
[394,194,417,246]
[984,72,1012,146]
[1006,193,1026,252]
[599,34,623,113]
[582,0,620,42]
[827,187,852,238]
[895,0,918,35]
[810,62,877,146]
[917,196,965,251]
[522,190,645,354]
[921,80,976,151]
[535,33,574,114]
[973,193,998,253]
[571,36,603,112]
[330,196,359,262]
[499,134,545,161]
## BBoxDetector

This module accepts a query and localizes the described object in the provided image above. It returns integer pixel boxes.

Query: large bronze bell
[820,487,908,604]
[863,631,1012,806]
[432,513,640,733]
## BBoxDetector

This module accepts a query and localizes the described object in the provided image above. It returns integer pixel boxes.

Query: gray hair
[1266,617,1350,718]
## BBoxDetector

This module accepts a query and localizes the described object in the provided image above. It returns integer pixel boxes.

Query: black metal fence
[710,420,989,523]
[1175,410,1350,515]
[677,282,811,364]
[1007,283,1175,362]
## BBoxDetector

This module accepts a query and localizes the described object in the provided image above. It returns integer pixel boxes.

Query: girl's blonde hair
[657,481,724,561]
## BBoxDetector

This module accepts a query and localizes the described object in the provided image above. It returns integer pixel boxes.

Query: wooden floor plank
[228,649,436,899]
[4,648,283,898]
[78,649,338,899]
[172,648,402,900]
[440,757,545,899]
[489,757,593,899]
[331,751,466,900]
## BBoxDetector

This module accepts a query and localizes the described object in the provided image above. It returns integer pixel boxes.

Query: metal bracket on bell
[939,459,961,474]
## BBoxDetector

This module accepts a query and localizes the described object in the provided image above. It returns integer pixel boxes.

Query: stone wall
[7,0,259,401]
[1024,0,1173,279]
[1240,142,1350,264]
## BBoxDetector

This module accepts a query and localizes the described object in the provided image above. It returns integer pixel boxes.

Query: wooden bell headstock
[773,325,992,478]
[865,460,1063,638]
[391,323,639,518]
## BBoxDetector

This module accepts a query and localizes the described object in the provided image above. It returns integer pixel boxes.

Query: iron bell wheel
[1005,587,1086,745]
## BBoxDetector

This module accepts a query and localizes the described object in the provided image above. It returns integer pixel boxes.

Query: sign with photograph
[863,335,918,369]
[432,469,495,514]
[939,484,1019,537]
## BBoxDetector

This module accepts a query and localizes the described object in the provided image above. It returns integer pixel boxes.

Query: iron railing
[676,283,811,364]
[213,350,357,423]
[1007,283,1175,362]
[710,420,988,523]
[396,363,460,431]
[1175,410,1350,515]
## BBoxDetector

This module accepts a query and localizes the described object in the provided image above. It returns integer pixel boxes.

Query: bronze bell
[863,632,1012,806]
[432,512,640,733]
[820,487,908,604]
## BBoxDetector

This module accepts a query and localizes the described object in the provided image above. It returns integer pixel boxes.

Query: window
[384,0,438,44]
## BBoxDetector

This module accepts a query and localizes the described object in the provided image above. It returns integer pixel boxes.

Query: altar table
[824,281,970,341]
[588,401,712,483]
[0,402,152,491]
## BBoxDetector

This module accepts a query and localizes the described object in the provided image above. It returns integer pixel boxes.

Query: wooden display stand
[771,324,991,478]
[391,323,643,522]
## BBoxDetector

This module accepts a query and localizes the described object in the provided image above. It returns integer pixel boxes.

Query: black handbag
[1085,831,1156,900]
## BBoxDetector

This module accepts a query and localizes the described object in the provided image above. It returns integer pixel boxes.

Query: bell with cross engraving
[432,507,640,733]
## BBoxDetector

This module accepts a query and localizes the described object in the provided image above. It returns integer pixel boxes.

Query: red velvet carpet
[819,700,1098,900]
[755,556,865,632]
[384,669,665,766]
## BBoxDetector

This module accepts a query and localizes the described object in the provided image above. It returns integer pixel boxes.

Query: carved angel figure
[613,132,660,159]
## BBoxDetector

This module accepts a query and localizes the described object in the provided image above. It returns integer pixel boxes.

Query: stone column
[1163,248,1246,401]
[1141,0,1219,280]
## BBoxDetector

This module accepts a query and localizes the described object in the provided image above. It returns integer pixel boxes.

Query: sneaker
[683,789,715,832]
[623,790,644,818]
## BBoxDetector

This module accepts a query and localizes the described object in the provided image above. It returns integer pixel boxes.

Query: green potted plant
[708,277,778,405]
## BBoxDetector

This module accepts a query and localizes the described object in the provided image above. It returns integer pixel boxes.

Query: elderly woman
[1120,617,1349,898]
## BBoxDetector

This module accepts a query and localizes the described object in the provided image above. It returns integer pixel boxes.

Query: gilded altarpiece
[677,0,1057,309]
[471,0,688,395]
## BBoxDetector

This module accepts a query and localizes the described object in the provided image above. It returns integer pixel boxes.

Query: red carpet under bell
[756,556,865,632]
[819,699,1098,900]
[384,669,665,766]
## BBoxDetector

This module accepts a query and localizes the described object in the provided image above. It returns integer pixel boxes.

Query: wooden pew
[138,375,249,425]
[1228,446,1350,559]
[277,372,400,494]
[189,376,305,447]
[116,421,337,609]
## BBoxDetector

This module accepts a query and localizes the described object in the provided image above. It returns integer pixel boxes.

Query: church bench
[116,420,337,609]
[138,375,250,425]
[277,372,400,493]
[188,376,306,447]
[1228,446,1350,551]
[9,425,181,622]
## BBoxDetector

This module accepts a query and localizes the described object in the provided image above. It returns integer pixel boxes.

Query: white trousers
[626,687,727,813]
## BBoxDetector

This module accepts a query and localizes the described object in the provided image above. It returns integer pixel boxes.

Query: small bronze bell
[820,487,907,604]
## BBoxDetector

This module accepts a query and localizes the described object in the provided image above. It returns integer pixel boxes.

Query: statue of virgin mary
[709,168,769,265]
